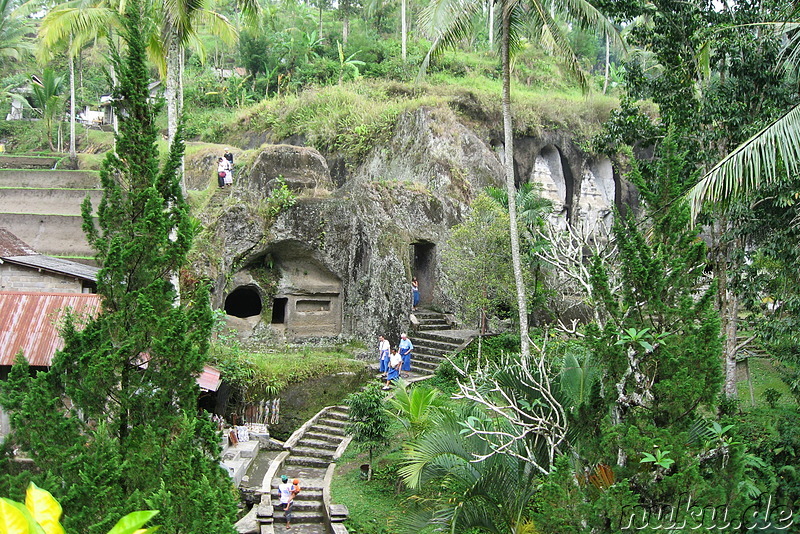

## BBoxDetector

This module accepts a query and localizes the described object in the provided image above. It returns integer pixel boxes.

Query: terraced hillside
[0,156,100,258]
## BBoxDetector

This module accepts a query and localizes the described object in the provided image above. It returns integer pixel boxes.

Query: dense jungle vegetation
[1,0,800,532]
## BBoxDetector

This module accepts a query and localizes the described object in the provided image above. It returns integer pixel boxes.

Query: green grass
[737,357,795,409]
[210,340,368,393]
[330,440,415,534]
[218,78,619,168]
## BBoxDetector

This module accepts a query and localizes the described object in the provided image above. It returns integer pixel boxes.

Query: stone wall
[0,263,87,293]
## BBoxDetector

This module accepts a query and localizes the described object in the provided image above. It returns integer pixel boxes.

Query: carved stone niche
[266,240,343,340]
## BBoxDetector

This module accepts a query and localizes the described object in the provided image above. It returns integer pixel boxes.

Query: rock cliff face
[193,104,631,344]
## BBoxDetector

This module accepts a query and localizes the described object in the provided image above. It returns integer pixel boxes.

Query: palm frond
[39,7,118,50]
[526,0,588,91]
[418,0,485,78]
[193,9,236,46]
[688,102,800,221]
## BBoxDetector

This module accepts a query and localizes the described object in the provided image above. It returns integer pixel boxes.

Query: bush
[459,333,521,362]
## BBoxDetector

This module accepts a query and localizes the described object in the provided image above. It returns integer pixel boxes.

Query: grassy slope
[209,76,621,166]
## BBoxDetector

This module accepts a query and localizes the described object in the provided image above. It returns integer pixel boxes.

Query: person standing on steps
[378,335,390,378]
[383,348,402,389]
[223,148,234,184]
[411,277,420,311]
[278,474,294,530]
[216,157,227,188]
[399,332,413,378]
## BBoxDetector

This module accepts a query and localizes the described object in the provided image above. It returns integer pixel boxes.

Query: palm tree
[385,381,447,439]
[688,103,800,220]
[399,405,541,533]
[31,68,66,152]
[688,6,800,219]
[39,0,250,191]
[0,0,34,64]
[420,0,620,359]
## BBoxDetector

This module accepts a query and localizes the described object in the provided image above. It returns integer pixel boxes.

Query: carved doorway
[411,241,435,307]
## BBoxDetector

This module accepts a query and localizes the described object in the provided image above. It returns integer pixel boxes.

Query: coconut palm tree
[0,0,34,64]
[688,103,800,220]
[385,381,447,439]
[420,0,620,359]
[39,0,249,190]
[31,68,66,152]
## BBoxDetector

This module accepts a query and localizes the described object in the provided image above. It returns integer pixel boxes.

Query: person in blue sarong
[378,335,390,376]
[411,278,420,310]
[399,333,413,377]
[383,348,402,389]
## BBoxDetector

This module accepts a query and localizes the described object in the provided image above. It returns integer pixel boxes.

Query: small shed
[0,228,99,293]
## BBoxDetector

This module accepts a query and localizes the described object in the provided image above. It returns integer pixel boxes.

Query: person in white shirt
[378,335,390,377]
[383,348,402,390]
[278,474,294,529]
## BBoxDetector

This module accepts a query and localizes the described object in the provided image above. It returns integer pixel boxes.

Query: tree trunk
[723,292,739,398]
[165,38,187,196]
[602,33,610,95]
[69,36,76,160]
[166,39,180,146]
[501,10,530,359]
[401,0,407,62]
[342,17,350,45]
[488,0,494,50]
[712,218,739,399]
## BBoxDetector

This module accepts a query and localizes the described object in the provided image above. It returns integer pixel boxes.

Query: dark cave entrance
[271,297,288,324]
[224,285,263,318]
[411,241,436,306]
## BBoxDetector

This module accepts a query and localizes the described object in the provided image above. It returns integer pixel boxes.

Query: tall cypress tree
[0,1,236,532]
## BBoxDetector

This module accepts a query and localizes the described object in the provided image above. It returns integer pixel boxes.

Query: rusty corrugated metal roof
[0,291,222,391]
[0,291,101,366]
[0,228,36,257]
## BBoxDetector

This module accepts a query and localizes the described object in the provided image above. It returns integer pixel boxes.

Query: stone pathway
[405,310,477,381]
[258,312,476,533]
[268,406,350,532]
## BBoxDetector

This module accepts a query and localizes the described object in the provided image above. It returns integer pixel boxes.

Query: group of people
[277,474,302,529]
[217,148,234,187]
[378,333,414,390]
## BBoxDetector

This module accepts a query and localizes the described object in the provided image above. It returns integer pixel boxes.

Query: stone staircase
[410,310,477,378]
[266,406,351,533]
[0,156,100,257]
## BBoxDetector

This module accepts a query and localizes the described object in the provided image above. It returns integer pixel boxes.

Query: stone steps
[284,455,331,469]
[295,438,339,451]
[291,446,336,459]
[415,330,472,345]
[303,431,342,443]
[273,510,325,525]
[312,424,347,437]
[407,311,476,378]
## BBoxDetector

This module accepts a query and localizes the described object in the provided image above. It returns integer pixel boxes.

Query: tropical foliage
[0,483,159,534]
